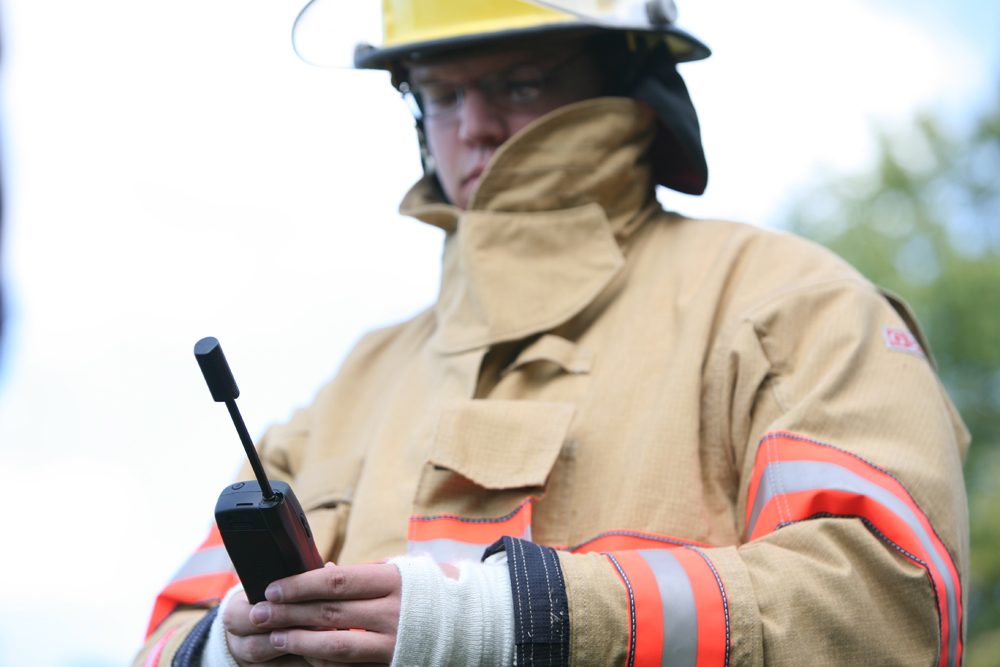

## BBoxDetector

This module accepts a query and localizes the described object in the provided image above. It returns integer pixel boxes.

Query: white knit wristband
[390,554,515,667]
[200,583,244,667]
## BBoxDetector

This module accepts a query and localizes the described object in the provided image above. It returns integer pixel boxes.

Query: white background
[0,1,996,665]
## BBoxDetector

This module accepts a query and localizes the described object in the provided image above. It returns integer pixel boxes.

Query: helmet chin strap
[415,120,437,177]
[413,118,453,204]
[392,64,447,198]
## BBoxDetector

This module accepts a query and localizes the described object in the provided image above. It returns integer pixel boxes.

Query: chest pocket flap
[294,455,364,511]
[431,399,576,489]
[293,455,364,563]
[502,334,593,378]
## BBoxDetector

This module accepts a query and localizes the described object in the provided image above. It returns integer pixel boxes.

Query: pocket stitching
[431,403,574,487]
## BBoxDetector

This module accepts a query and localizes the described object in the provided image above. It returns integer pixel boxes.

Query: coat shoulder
[652,211,877,312]
[311,308,436,407]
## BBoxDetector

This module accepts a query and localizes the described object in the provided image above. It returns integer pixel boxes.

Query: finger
[225,592,271,637]
[250,597,399,633]
[266,564,401,604]
[228,631,285,664]
[271,629,395,664]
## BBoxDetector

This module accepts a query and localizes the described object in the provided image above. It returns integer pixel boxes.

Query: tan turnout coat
[137,98,970,667]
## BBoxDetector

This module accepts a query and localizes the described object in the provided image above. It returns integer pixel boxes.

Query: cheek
[424,121,462,188]
[506,112,544,137]
[424,121,455,166]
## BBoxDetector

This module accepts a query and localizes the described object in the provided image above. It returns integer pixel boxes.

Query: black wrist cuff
[171,605,218,667]
[484,536,570,667]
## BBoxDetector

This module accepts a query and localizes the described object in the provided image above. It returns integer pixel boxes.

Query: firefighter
[134,2,970,666]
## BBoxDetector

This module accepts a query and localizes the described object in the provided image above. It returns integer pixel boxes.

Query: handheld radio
[194,336,324,603]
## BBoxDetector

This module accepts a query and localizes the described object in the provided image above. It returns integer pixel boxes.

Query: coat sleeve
[131,321,404,667]
[493,279,970,667]
[130,406,313,667]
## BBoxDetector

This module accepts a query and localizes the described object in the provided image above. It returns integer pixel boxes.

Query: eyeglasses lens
[414,64,547,118]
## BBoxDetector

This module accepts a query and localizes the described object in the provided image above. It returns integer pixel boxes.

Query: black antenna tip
[195,336,240,402]
[194,336,219,356]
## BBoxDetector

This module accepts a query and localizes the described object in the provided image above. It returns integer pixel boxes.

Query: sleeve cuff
[199,584,244,667]
[390,554,514,667]
[486,536,570,667]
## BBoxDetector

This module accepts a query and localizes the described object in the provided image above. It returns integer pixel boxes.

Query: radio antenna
[194,337,276,500]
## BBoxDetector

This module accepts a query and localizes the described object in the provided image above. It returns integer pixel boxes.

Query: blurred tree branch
[783,93,1000,666]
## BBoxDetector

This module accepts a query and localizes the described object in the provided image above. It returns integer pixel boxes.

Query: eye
[501,64,545,104]
[418,84,459,112]
[507,80,543,103]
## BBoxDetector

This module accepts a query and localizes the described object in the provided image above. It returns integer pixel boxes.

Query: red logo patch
[882,326,926,359]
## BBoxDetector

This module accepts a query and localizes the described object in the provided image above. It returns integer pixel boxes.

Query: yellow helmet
[293,0,709,71]
[354,0,710,70]
[292,0,711,195]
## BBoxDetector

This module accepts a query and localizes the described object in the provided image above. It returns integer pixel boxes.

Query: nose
[457,85,509,147]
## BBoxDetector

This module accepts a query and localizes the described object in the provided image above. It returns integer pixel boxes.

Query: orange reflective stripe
[747,431,963,667]
[407,499,533,563]
[142,625,179,667]
[146,598,177,641]
[146,570,240,638]
[606,547,729,667]
[145,525,239,638]
[408,499,532,542]
[671,548,728,667]
[607,551,665,667]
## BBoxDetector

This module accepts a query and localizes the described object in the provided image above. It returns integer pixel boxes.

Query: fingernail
[249,603,271,625]
[265,583,282,602]
[270,631,287,650]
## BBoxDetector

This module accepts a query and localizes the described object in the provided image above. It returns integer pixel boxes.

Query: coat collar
[399,97,660,354]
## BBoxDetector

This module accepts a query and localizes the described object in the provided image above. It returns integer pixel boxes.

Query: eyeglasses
[401,55,586,120]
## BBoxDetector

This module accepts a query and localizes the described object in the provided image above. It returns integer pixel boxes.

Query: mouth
[462,160,490,190]
[463,167,485,190]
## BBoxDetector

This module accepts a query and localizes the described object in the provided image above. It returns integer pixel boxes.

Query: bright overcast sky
[0,1,996,665]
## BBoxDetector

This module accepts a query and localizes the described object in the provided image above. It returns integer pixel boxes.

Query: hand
[243,562,403,666]
[222,590,311,666]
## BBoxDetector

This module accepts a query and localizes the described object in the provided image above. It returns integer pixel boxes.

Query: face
[408,43,604,209]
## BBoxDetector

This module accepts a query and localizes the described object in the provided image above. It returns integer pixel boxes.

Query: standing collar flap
[433,203,624,353]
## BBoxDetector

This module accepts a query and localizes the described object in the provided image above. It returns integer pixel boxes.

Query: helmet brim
[354,23,710,70]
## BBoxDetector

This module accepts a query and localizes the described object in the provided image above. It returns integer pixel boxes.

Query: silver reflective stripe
[638,550,698,667]
[407,526,532,563]
[747,459,959,667]
[170,545,234,582]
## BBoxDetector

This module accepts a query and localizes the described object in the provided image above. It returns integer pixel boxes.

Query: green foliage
[783,97,1000,663]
